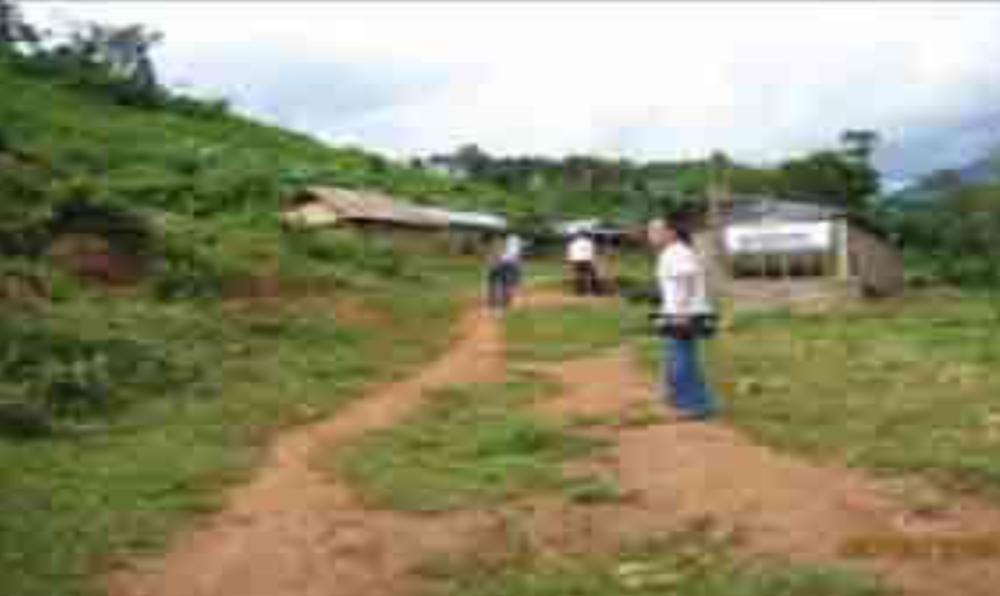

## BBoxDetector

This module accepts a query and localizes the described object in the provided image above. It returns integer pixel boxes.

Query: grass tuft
[505,302,639,363]
[334,374,609,513]
[419,524,888,596]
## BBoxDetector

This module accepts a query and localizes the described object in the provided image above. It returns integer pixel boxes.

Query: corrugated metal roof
[421,207,508,231]
[284,187,509,232]
[553,218,602,235]
[286,187,448,228]
[722,195,845,225]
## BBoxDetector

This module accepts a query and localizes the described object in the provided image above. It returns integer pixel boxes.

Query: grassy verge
[417,525,888,596]
[334,373,609,513]
[505,301,640,363]
[0,268,468,596]
[638,291,1000,502]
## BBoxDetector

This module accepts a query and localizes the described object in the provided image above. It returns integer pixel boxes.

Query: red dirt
[107,305,506,596]
[108,292,1000,596]
[537,349,1000,596]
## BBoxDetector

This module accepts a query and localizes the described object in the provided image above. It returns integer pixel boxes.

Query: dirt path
[534,350,1000,596]
[109,292,1000,596]
[108,305,508,596]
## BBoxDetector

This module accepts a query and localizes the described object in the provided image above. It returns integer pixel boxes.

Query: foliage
[425,134,881,226]
[881,182,1000,288]
[0,307,194,422]
[777,150,879,212]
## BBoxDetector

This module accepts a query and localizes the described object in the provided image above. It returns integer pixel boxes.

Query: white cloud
[22,1,1000,176]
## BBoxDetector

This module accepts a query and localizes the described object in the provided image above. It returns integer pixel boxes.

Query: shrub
[0,312,195,425]
[46,194,155,258]
[0,257,81,303]
[284,229,412,280]
[152,232,247,300]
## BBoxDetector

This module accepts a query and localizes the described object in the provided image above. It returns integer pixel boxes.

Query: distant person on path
[567,232,600,296]
[486,232,523,310]
[647,217,718,421]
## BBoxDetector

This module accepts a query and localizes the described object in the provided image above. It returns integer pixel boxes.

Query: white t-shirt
[501,235,523,263]
[567,237,595,263]
[658,243,712,315]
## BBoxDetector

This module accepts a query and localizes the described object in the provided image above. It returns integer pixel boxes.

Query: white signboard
[725,221,833,255]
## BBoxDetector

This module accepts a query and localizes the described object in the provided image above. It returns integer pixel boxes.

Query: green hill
[0,53,525,222]
[0,44,505,596]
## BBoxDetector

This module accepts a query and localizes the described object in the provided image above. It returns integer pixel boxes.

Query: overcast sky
[23,1,1000,182]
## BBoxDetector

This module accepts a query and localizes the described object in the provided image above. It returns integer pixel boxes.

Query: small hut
[704,194,904,299]
[283,186,507,253]
[285,187,446,231]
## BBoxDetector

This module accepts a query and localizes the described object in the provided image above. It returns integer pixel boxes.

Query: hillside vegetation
[0,15,509,596]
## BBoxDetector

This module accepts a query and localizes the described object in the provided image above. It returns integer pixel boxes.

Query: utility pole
[707,152,732,294]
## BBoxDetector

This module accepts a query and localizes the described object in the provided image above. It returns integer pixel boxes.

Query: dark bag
[650,313,719,340]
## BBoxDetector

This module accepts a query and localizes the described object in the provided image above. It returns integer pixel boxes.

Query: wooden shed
[284,187,446,231]
[701,194,904,299]
[282,186,508,254]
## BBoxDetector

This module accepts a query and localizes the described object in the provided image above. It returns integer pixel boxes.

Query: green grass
[418,527,888,596]
[334,374,609,513]
[561,474,633,505]
[0,55,525,224]
[1,44,517,596]
[637,291,1000,502]
[505,301,640,363]
[0,271,467,596]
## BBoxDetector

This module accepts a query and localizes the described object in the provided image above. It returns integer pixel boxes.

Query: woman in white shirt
[647,217,717,421]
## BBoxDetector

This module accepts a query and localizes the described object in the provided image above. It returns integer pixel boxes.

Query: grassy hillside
[0,54,524,224]
[0,49,503,596]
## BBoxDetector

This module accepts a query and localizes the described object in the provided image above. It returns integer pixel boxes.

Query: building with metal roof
[283,187,448,229]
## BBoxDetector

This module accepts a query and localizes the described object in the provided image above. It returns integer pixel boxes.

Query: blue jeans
[664,337,716,418]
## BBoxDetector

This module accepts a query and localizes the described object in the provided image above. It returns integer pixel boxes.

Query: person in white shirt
[567,233,600,296]
[487,233,524,309]
[647,217,717,421]
[502,233,524,289]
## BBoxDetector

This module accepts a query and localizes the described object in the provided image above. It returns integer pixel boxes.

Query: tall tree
[777,150,879,212]
[65,21,163,93]
[0,0,35,50]
[451,143,490,178]
[840,129,880,164]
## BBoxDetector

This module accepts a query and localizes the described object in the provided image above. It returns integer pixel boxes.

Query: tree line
[0,0,226,115]
[417,131,881,224]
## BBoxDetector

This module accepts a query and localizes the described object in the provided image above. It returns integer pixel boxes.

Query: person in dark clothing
[486,233,523,309]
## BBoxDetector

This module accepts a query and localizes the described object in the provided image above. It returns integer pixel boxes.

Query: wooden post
[707,155,732,286]
[836,218,851,280]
